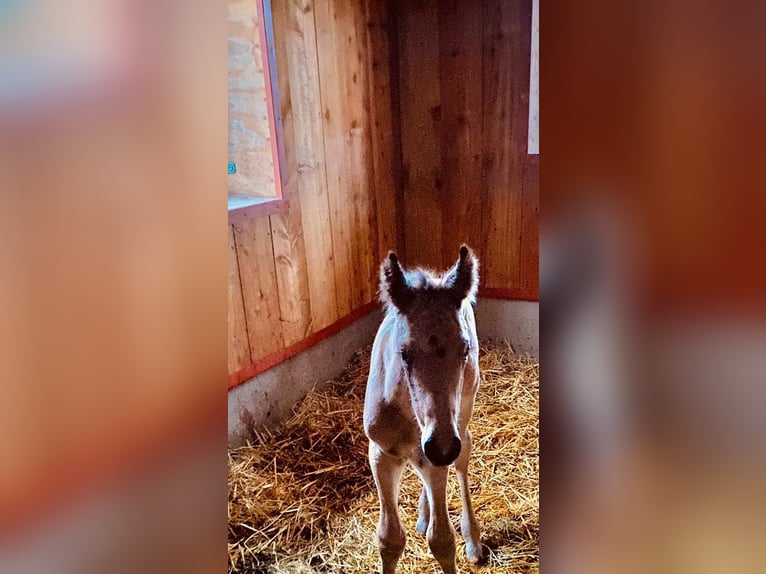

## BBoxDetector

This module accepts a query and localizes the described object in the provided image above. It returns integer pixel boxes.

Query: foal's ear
[380,252,414,312]
[445,244,480,306]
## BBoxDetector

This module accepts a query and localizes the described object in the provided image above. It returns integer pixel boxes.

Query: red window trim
[228,197,289,225]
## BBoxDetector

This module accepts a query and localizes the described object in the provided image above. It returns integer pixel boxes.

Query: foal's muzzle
[423,434,462,466]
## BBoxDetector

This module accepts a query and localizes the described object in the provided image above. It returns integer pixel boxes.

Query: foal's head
[380,245,479,466]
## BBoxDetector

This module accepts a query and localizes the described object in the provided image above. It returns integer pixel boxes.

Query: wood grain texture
[268,0,313,346]
[397,0,442,269]
[228,225,251,372]
[227,0,401,375]
[517,0,538,299]
[394,0,538,299]
[232,212,284,360]
[314,0,375,316]
[481,0,523,292]
[269,206,312,345]
[520,155,539,297]
[366,0,404,267]
[275,0,339,331]
[439,0,484,268]
[351,0,378,306]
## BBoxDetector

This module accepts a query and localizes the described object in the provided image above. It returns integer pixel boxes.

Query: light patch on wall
[528,0,539,155]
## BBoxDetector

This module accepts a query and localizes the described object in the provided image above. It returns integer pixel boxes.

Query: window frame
[227,0,289,222]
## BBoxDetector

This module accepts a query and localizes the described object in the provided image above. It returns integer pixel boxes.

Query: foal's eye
[462,345,470,360]
[400,348,412,368]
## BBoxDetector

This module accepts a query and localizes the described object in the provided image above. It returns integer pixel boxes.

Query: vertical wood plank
[268,0,313,345]
[439,0,484,267]
[480,0,523,291]
[520,156,539,298]
[269,207,312,345]
[366,0,402,267]
[228,225,251,372]
[397,0,442,268]
[353,0,378,304]
[315,0,374,315]
[274,0,340,331]
[518,0,538,298]
[232,213,284,361]
[386,0,406,261]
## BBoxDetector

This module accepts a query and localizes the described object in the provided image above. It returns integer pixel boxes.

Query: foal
[363,245,485,574]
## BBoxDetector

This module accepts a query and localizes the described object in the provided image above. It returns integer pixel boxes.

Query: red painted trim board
[478,287,539,302]
[228,301,379,389]
[227,289,538,389]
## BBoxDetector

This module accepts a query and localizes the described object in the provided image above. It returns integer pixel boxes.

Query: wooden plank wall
[228,0,402,376]
[228,0,539,378]
[395,0,539,300]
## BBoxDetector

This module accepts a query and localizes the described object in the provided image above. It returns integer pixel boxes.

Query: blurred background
[0,0,227,572]
[542,1,766,573]
[2,0,766,572]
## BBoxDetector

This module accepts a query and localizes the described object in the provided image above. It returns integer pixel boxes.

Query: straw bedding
[228,342,539,573]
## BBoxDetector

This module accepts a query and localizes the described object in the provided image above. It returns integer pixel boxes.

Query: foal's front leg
[453,429,486,563]
[416,463,458,574]
[369,442,407,574]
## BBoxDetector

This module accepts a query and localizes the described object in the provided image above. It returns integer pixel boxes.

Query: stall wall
[228,0,402,380]
[395,0,539,300]
[228,0,540,383]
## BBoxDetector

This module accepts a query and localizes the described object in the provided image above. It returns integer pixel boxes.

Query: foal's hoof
[465,541,489,565]
[415,517,428,536]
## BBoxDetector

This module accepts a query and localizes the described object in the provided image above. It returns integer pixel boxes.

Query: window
[228,0,285,215]
[527,0,539,155]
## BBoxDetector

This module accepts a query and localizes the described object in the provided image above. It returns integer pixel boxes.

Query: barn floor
[228,342,539,574]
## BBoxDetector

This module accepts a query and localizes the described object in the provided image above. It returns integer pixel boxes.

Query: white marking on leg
[416,485,430,536]
[453,429,485,563]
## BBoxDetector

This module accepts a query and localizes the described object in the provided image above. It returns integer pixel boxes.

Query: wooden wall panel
[439,0,484,265]
[395,0,538,299]
[277,0,339,332]
[232,214,284,360]
[228,0,401,379]
[269,208,312,345]
[227,0,538,382]
[481,0,524,291]
[351,0,379,305]
[397,0,443,269]
[516,1,538,298]
[314,0,376,316]
[365,0,403,266]
[520,156,539,296]
[228,226,251,372]
[268,0,314,345]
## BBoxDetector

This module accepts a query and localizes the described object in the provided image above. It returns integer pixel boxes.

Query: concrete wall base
[228,309,383,447]
[474,299,539,357]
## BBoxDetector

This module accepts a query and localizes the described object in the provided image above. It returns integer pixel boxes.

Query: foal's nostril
[423,435,462,467]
